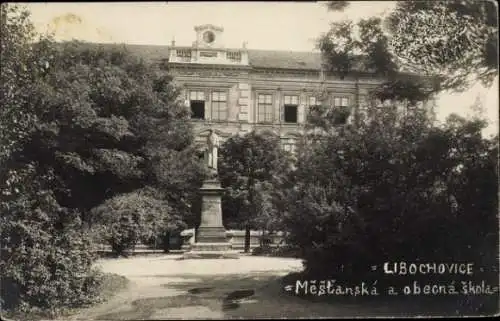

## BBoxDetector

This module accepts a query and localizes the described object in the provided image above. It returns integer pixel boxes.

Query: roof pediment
[194,24,224,32]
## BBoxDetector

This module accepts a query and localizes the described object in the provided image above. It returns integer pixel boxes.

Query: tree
[24,40,197,216]
[291,0,499,302]
[287,102,498,282]
[387,0,498,91]
[1,5,104,315]
[218,131,292,253]
[0,3,39,165]
[4,37,203,229]
[322,0,497,93]
[317,14,438,111]
[1,4,200,313]
[325,1,350,12]
[318,17,398,79]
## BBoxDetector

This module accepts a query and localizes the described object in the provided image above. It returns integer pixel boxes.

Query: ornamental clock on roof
[195,24,224,48]
[203,30,215,44]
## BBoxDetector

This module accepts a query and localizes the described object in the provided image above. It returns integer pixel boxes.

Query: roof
[62,42,423,78]
[247,49,322,70]
[86,43,324,70]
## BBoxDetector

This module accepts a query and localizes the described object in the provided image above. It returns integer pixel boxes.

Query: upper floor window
[333,96,350,108]
[257,94,273,123]
[190,90,205,119]
[283,95,299,123]
[308,96,321,107]
[333,96,352,125]
[211,91,227,121]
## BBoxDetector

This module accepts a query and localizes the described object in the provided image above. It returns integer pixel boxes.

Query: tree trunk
[163,231,170,253]
[246,173,254,254]
[244,224,251,253]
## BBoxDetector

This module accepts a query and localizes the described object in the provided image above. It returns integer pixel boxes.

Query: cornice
[172,46,248,52]
[252,67,320,74]
[252,84,317,92]
[169,62,252,71]
[181,81,236,88]
[167,62,426,86]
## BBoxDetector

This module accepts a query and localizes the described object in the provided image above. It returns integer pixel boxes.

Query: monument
[183,129,239,259]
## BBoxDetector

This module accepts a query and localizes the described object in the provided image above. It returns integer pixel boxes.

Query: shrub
[91,189,184,256]
[271,244,302,258]
[1,232,103,316]
[1,164,104,316]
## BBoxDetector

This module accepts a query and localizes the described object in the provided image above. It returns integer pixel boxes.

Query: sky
[22,1,498,137]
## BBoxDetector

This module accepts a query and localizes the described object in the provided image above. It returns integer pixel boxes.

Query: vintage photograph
[1,1,498,319]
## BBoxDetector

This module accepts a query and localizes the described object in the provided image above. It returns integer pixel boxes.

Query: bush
[91,189,184,256]
[271,244,302,258]
[1,221,104,316]
[251,246,271,256]
[1,164,104,316]
[96,273,129,301]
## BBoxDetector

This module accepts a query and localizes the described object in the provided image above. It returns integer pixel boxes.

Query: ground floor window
[281,138,296,154]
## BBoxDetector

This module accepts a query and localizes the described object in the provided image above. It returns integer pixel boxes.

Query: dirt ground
[68,254,328,319]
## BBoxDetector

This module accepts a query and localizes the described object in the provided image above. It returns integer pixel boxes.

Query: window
[333,96,350,108]
[333,96,351,124]
[190,90,205,119]
[257,94,273,123]
[281,138,296,154]
[309,96,321,107]
[358,95,369,120]
[284,95,298,123]
[211,91,227,121]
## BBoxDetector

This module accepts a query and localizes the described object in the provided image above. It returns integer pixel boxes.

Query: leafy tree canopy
[322,0,498,92]
[1,3,202,313]
[387,0,498,91]
[218,130,293,251]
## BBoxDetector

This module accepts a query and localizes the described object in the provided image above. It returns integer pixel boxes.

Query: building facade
[127,24,427,150]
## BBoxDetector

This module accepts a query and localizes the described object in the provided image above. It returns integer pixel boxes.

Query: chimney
[171,38,176,47]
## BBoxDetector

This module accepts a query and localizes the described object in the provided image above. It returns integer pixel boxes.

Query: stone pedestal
[182,178,239,259]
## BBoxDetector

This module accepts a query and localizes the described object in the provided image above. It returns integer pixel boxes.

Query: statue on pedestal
[205,129,220,175]
[182,127,238,259]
